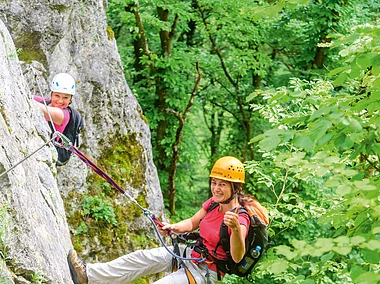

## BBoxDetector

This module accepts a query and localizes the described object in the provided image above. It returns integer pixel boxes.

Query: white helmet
[50,73,76,95]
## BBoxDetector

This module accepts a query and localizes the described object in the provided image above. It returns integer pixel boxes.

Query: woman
[33,72,76,134]
[68,156,256,284]
[33,73,83,165]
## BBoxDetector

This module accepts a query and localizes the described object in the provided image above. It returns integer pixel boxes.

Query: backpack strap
[64,106,84,146]
[207,201,219,213]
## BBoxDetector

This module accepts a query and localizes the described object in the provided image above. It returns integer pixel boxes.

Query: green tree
[244,23,380,284]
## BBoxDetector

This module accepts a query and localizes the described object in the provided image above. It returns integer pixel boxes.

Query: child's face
[50,92,72,108]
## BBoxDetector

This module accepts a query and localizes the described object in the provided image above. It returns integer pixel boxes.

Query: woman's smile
[211,178,232,202]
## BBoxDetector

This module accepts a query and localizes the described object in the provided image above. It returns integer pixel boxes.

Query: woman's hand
[156,208,206,236]
[223,209,240,231]
[157,222,172,236]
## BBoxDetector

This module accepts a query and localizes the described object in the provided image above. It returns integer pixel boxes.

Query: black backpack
[42,102,84,166]
[207,200,269,277]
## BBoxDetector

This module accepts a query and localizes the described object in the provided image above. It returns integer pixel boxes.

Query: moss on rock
[14,31,47,65]
[106,26,115,40]
[64,132,156,262]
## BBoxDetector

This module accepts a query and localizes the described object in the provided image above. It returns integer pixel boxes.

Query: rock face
[0,19,72,283]
[0,0,165,282]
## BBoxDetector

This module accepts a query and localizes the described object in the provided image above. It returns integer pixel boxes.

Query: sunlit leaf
[267,259,289,274]
[336,184,351,195]
[333,245,351,255]
[350,236,366,246]
[365,240,380,250]
[276,245,298,260]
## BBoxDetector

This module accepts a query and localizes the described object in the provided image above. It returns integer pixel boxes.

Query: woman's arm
[229,224,247,262]
[160,208,207,235]
[35,103,65,126]
[224,211,247,263]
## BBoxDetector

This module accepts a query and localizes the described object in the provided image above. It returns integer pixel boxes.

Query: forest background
[106,0,379,283]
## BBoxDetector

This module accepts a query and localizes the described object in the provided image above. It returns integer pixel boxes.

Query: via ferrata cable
[0,135,57,179]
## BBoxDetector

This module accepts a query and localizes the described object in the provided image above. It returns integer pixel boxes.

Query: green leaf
[356,54,372,69]
[351,236,366,246]
[328,66,350,76]
[336,184,351,195]
[246,91,258,102]
[365,240,380,250]
[293,134,314,150]
[373,227,380,234]
[362,249,380,264]
[350,266,366,281]
[308,119,332,142]
[250,134,266,143]
[321,252,334,262]
[314,238,334,251]
[259,136,282,151]
[300,280,315,284]
[335,236,350,244]
[354,271,380,284]
[354,179,377,191]
[333,72,348,86]
[367,101,380,115]
[333,245,351,255]
[350,61,361,79]
[267,259,288,274]
[340,135,354,150]
[276,245,298,260]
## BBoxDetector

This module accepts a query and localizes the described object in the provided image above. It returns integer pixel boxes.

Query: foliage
[106,1,380,282]
[31,271,46,284]
[106,0,376,217]
[0,203,10,283]
[0,203,10,261]
[81,195,118,225]
[245,23,380,283]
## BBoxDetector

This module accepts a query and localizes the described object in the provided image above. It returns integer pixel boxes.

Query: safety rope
[32,68,57,133]
[65,139,206,263]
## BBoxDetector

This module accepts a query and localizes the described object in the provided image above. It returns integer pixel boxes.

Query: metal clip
[52,131,72,149]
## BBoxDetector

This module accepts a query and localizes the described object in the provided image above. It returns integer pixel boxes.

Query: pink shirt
[33,95,70,132]
[191,198,250,272]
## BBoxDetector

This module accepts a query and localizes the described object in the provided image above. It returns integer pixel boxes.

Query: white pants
[87,245,218,284]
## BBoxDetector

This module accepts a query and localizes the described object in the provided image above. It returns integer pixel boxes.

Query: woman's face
[210,178,232,203]
[50,92,72,109]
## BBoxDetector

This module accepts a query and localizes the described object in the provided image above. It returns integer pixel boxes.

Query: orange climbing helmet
[209,156,245,183]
